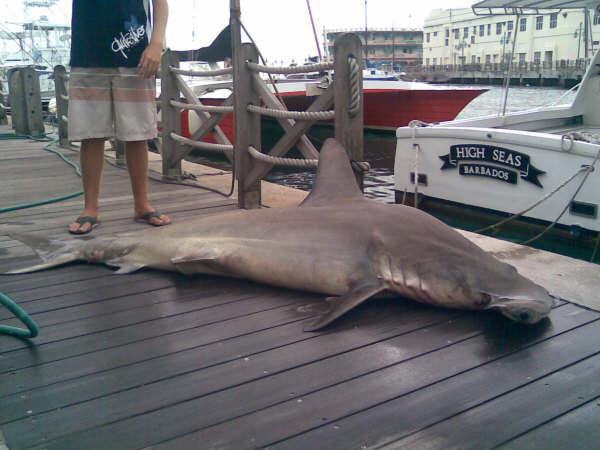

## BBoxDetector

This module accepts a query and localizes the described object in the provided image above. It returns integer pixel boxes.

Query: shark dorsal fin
[300,139,364,207]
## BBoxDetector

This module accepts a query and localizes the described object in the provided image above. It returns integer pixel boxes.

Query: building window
[496,23,502,35]
[445,28,449,37]
[463,27,469,38]
[432,57,437,65]
[520,17,527,31]
[471,55,477,63]
[536,16,543,30]
[594,12,600,25]
[550,13,557,29]
[426,32,430,43]
[518,52,526,63]
[426,58,430,65]
[453,28,459,39]
[534,51,541,64]
[433,31,438,37]
[545,50,553,63]
[486,54,491,63]
[472,26,477,34]
[471,35,475,44]
[487,24,491,35]
[479,24,485,36]
[445,38,449,46]
[507,20,513,31]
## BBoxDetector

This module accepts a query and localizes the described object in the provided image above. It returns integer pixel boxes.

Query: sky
[5,0,475,63]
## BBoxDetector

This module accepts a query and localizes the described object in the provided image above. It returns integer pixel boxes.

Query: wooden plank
[159,50,183,178]
[0,301,321,425]
[334,34,364,190]
[388,354,600,449]
[0,294,313,399]
[16,305,594,449]
[7,69,27,135]
[267,308,600,450]
[0,287,313,369]
[233,42,261,209]
[498,398,600,450]
[141,305,597,450]
[1,303,451,447]
[22,68,45,138]
[53,65,69,147]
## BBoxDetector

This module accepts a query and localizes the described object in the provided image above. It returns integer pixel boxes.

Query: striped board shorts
[67,67,158,142]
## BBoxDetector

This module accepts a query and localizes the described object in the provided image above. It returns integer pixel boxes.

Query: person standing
[67,0,170,234]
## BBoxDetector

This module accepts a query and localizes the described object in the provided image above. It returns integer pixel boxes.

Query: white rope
[170,100,234,114]
[170,132,233,154]
[521,149,600,245]
[248,145,318,168]
[247,61,334,75]
[348,56,361,117]
[170,66,233,77]
[412,143,421,208]
[247,104,334,121]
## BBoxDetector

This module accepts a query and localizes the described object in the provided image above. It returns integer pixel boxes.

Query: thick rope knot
[348,56,361,117]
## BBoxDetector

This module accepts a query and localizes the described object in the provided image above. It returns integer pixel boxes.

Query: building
[423,8,600,67]
[324,28,423,70]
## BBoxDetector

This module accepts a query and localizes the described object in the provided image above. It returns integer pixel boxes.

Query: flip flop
[134,210,170,227]
[68,216,99,235]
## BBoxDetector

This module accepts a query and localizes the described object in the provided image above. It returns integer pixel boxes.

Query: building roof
[472,0,600,15]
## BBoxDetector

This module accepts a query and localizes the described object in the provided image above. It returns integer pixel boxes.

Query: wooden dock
[1,130,600,449]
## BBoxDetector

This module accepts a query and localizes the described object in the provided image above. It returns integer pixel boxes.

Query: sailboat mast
[305,0,322,61]
[364,0,368,67]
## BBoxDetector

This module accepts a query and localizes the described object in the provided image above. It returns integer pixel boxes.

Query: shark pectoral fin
[107,260,146,274]
[170,244,231,275]
[303,280,386,332]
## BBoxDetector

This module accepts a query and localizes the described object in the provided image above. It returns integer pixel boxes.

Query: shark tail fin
[3,232,84,274]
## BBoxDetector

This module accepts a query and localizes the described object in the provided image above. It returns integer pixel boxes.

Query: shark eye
[478,293,492,307]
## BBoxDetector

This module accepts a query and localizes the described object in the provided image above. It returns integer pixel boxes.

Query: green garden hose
[0,132,82,338]
[0,292,39,338]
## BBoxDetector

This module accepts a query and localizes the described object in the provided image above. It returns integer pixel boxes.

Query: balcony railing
[408,59,589,73]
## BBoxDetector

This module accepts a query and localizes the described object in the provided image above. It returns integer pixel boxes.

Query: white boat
[394,0,600,244]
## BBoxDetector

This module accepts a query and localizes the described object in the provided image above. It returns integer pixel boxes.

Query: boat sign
[440,144,545,187]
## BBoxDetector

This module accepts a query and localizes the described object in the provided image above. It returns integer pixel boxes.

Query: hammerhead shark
[4,139,556,330]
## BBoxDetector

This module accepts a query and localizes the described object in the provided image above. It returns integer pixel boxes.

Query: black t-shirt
[70,0,152,68]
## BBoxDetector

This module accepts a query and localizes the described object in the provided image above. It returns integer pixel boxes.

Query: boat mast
[305,0,322,61]
[364,0,368,67]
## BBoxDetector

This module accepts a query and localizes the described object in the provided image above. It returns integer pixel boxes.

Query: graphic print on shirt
[111,15,146,59]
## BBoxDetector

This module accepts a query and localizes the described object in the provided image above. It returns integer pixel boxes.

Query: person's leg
[67,67,114,234]
[114,67,169,226]
[125,140,170,226]
[68,138,105,233]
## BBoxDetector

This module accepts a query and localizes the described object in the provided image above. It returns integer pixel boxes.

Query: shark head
[476,261,556,324]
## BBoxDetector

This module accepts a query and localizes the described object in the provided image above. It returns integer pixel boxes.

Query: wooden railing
[159,32,365,209]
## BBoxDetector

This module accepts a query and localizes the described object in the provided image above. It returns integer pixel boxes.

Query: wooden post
[8,68,27,135]
[53,65,69,147]
[159,49,183,179]
[0,93,7,125]
[22,67,45,138]
[334,33,364,190]
[231,0,261,209]
[115,140,126,166]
